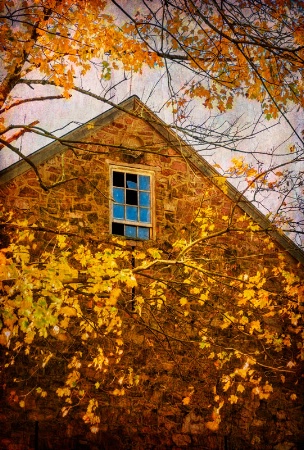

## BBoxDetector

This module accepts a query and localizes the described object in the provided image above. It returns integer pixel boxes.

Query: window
[111,168,153,240]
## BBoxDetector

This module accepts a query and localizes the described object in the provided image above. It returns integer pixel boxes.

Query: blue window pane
[113,187,124,204]
[139,175,150,190]
[126,180,137,189]
[139,192,150,207]
[126,206,138,221]
[113,204,125,220]
[125,226,136,238]
[139,208,150,223]
[138,227,149,240]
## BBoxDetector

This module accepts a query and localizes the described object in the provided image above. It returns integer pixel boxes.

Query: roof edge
[132,97,304,266]
[0,95,139,185]
[1,95,303,265]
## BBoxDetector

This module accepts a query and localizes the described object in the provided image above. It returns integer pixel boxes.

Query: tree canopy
[116,0,304,120]
[2,0,303,115]
[0,1,304,447]
[1,0,303,241]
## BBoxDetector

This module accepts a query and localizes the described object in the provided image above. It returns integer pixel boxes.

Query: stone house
[0,96,303,450]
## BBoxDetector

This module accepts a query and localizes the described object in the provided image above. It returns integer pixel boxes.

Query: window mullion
[111,168,153,240]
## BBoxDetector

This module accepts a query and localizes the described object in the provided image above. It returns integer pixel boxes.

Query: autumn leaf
[205,421,220,431]
[228,395,238,404]
[180,297,188,306]
[182,396,191,405]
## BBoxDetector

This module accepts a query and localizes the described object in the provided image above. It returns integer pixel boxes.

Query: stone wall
[0,111,238,243]
[0,109,303,449]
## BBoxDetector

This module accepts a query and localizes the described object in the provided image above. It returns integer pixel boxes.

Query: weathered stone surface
[182,412,205,434]
[0,104,303,450]
[274,442,295,450]
[172,433,192,446]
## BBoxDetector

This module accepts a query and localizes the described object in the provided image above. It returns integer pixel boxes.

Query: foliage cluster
[0,0,304,444]
[0,203,303,436]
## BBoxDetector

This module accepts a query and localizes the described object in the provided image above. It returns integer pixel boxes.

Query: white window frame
[109,164,155,241]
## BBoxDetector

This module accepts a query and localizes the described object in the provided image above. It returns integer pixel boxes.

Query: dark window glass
[126,173,137,189]
[112,222,124,236]
[113,171,125,187]
[126,189,138,205]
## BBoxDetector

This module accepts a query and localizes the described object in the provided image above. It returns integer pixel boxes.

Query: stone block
[172,433,192,446]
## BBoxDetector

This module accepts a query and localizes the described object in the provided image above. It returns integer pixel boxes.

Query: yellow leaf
[60,306,77,317]
[56,235,67,249]
[107,288,121,305]
[239,316,249,325]
[228,394,238,404]
[205,420,220,431]
[236,368,248,379]
[199,292,209,304]
[61,407,69,417]
[205,410,223,431]
[147,248,162,259]
[190,287,201,294]
[263,382,273,393]
[180,297,188,306]
[249,320,262,334]
[112,388,125,396]
[223,380,231,391]
[215,176,228,194]
[135,252,146,260]
[19,400,25,408]
[182,396,191,405]
[126,276,137,288]
[249,224,260,232]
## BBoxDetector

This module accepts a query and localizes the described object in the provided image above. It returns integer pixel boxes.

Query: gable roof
[1,95,304,265]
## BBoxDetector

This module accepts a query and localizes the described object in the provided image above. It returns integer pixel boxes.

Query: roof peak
[1,95,303,265]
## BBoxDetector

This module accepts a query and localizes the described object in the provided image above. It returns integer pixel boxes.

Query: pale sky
[1,28,303,246]
[1,63,301,170]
